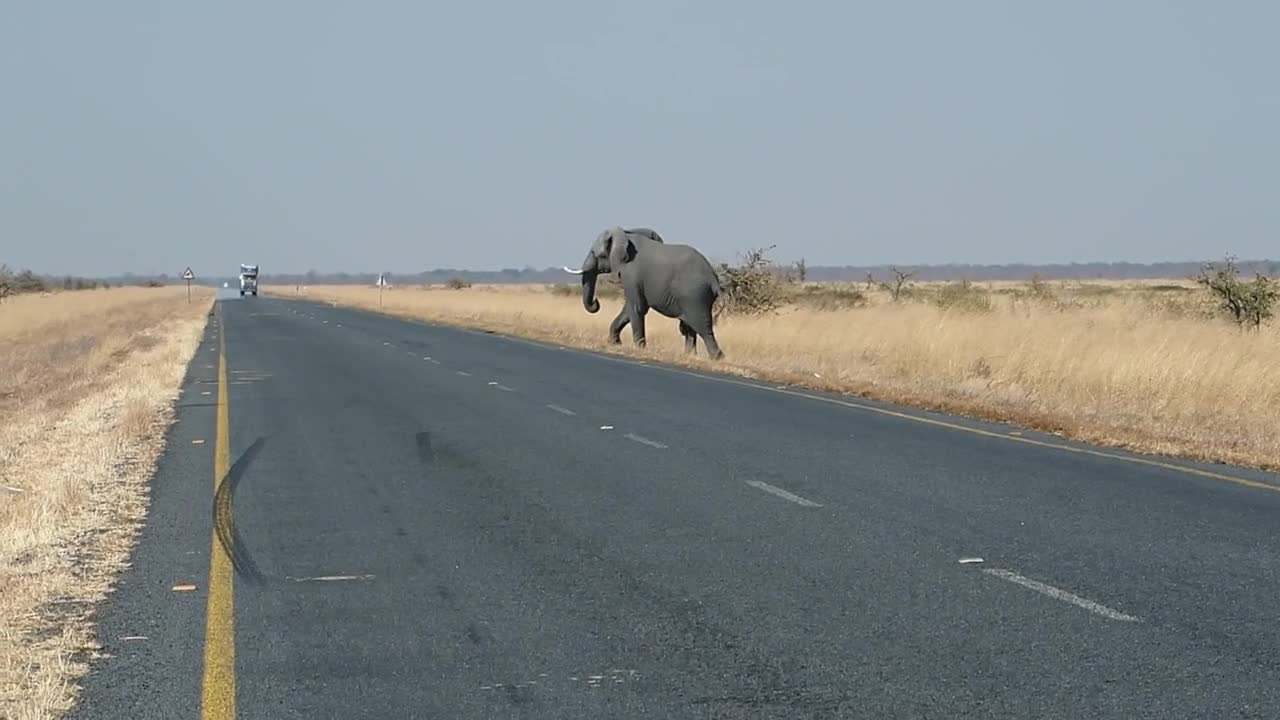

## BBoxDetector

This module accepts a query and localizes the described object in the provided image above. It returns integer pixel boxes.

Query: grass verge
[269,281,1280,473]
[0,287,213,719]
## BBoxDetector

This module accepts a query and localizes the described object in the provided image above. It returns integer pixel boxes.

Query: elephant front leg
[608,308,629,344]
[628,305,647,348]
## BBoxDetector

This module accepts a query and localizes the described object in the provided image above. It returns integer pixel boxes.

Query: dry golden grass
[271,279,1279,472]
[0,286,213,719]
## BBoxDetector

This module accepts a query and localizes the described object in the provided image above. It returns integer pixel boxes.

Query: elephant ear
[626,227,664,244]
[606,226,635,272]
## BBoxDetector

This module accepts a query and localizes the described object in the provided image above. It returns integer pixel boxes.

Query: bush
[547,278,622,300]
[444,276,472,290]
[792,284,867,311]
[61,275,100,291]
[715,245,785,317]
[0,266,47,298]
[1026,274,1056,302]
[929,280,993,313]
[13,269,46,293]
[1196,255,1278,330]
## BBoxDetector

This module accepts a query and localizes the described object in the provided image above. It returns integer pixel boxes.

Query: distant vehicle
[239,264,259,297]
[223,281,229,289]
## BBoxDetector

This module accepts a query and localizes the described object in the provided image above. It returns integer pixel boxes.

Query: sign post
[182,267,195,303]
[377,273,387,307]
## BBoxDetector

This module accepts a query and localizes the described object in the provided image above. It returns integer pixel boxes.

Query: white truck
[239,264,259,297]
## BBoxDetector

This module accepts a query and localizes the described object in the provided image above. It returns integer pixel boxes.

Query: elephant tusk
[562,266,586,274]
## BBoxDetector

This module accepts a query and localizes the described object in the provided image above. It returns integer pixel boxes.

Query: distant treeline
[6,259,1280,294]
[0,264,124,300]
[218,260,1280,286]
[803,260,1280,283]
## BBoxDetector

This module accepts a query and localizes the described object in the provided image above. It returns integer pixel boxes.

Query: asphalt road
[72,292,1280,719]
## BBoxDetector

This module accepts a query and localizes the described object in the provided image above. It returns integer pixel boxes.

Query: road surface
[72,292,1280,719]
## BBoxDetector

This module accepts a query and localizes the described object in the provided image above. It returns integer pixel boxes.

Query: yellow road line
[201,311,235,719]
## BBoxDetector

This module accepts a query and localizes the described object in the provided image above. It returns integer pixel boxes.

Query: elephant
[563,226,724,359]
[563,226,664,342]
[593,227,664,339]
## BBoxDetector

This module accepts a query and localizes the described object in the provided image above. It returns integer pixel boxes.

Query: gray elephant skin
[564,226,724,359]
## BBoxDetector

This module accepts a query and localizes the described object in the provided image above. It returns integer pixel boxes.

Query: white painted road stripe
[982,568,1140,622]
[623,432,668,449]
[287,574,376,583]
[546,404,576,416]
[493,384,515,392]
[745,480,823,507]
[457,370,471,377]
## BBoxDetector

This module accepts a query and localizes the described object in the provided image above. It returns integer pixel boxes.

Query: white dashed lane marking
[286,574,376,583]
[623,432,668,449]
[546,404,576,416]
[745,480,823,507]
[981,568,1140,622]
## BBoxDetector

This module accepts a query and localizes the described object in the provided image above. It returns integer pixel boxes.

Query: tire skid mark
[212,436,269,584]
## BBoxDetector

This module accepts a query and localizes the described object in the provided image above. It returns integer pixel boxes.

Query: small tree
[1197,255,1278,330]
[879,266,915,302]
[715,244,784,317]
[1027,273,1054,301]
[794,257,807,283]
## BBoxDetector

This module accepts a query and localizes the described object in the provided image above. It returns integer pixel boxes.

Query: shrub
[1196,255,1278,330]
[547,278,621,300]
[929,280,993,313]
[715,245,785,317]
[1026,274,1055,301]
[444,276,472,290]
[792,284,867,311]
[12,269,46,294]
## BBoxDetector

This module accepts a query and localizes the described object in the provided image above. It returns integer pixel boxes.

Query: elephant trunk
[579,251,601,313]
[581,272,600,313]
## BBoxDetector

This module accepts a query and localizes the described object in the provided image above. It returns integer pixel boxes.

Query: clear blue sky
[3,1,1276,276]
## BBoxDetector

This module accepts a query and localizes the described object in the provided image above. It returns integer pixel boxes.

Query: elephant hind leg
[682,310,723,360]
[678,321,697,354]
